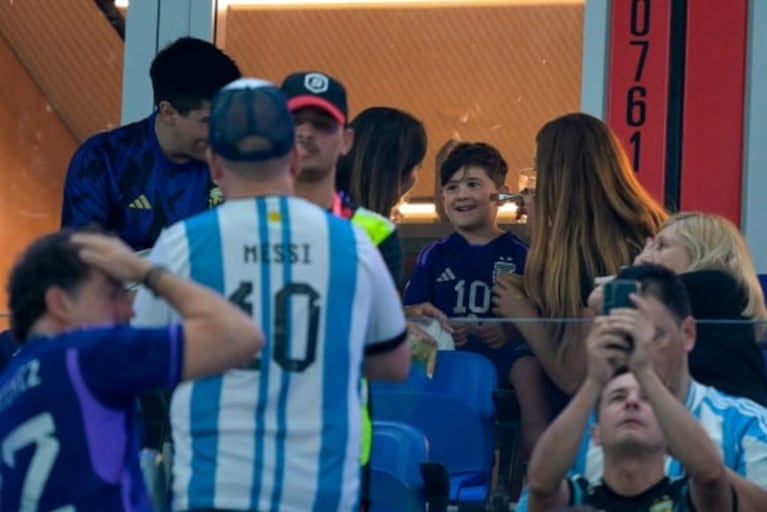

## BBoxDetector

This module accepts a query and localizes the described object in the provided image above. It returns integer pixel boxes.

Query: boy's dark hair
[615,264,692,323]
[150,37,241,114]
[7,230,91,342]
[439,142,508,188]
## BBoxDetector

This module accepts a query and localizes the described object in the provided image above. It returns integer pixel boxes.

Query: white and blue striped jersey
[132,196,407,512]
[516,379,767,511]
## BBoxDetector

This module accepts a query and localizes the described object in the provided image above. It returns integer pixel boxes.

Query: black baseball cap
[208,78,295,162]
[281,71,348,125]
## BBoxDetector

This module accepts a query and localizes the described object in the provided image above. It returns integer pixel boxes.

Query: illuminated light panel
[117,1,583,12]
[222,0,582,7]
[396,200,519,221]
[397,202,436,216]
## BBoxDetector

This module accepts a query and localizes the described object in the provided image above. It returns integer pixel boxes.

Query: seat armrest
[420,461,450,512]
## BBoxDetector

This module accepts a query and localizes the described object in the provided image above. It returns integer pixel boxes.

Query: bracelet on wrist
[142,265,169,297]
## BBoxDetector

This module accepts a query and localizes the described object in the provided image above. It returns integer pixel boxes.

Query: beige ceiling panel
[0,0,123,142]
[222,3,583,197]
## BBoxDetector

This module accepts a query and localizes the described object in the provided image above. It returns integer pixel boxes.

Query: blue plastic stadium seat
[370,468,422,512]
[371,351,498,505]
[369,421,428,512]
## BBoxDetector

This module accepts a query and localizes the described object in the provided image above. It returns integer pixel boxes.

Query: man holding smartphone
[601,279,640,352]
[527,282,733,511]
[514,264,767,511]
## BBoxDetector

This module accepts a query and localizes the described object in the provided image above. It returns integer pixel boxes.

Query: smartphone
[602,279,638,352]
[602,279,638,314]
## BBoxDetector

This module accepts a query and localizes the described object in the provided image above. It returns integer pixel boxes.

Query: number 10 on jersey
[229,281,321,373]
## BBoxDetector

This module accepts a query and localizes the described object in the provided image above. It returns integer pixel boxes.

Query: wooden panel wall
[0,0,122,141]
[222,3,584,197]
[0,38,78,327]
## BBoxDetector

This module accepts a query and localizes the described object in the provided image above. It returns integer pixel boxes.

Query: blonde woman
[492,113,667,398]
[635,211,767,326]
[629,212,767,405]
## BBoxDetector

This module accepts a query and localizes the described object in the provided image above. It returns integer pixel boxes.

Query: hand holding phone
[602,279,639,314]
[602,279,639,351]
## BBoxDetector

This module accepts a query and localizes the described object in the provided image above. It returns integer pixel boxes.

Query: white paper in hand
[410,316,455,351]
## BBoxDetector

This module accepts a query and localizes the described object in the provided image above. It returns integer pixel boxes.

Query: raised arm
[634,365,733,511]
[526,378,599,510]
[527,317,626,511]
[492,273,591,394]
[725,470,767,512]
[72,232,263,381]
[611,295,733,512]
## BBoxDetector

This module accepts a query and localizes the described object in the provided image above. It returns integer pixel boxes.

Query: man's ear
[341,127,354,156]
[288,146,300,178]
[157,101,177,125]
[681,316,696,353]
[207,148,223,184]
[44,286,72,325]
[498,183,510,194]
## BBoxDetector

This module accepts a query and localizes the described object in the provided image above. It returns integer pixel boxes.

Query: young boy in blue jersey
[61,37,241,251]
[403,142,550,491]
[0,229,262,511]
[516,264,767,512]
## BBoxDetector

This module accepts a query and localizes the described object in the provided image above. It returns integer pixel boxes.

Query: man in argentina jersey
[132,78,410,512]
[281,71,403,511]
[515,265,767,512]
[280,71,403,289]
[0,230,262,511]
[61,37,241,251]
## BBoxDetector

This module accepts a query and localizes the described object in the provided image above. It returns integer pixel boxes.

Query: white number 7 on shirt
[2,413,74,512]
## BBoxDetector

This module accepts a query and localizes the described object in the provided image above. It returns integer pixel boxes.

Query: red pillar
[606,0,673,204]
[605,0,748,225]
[678,0,747,225]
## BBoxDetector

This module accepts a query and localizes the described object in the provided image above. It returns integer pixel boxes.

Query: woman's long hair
[337,107,427,216]
[524,113,667,348]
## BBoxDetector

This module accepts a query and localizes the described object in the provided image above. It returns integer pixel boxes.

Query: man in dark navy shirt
[0,229,262,511]
[0,329,17,372]
[61,37,241,251]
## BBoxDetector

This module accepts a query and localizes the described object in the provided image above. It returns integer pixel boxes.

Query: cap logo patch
[304,73,329,94]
